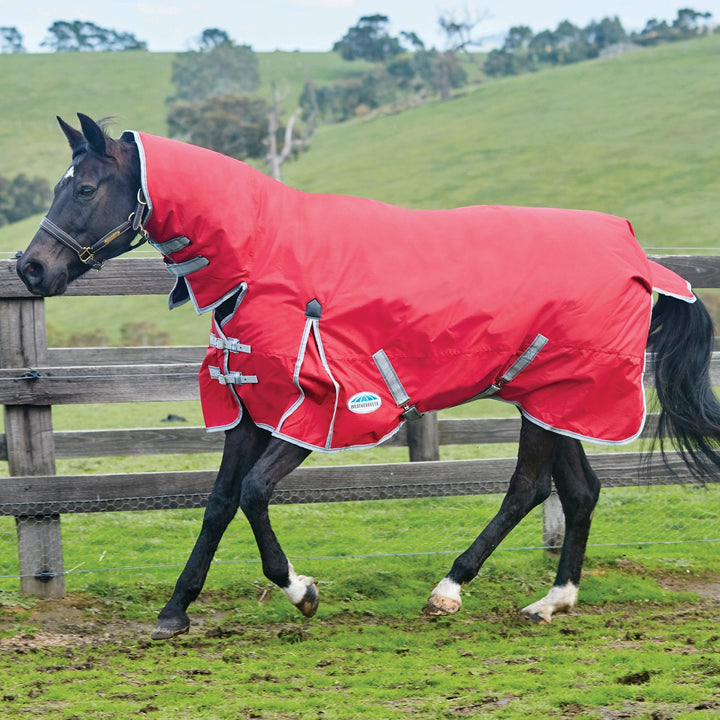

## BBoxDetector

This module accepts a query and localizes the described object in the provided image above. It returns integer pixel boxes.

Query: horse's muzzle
[16,253,69,297]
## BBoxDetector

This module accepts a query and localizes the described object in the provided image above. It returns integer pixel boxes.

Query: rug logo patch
[348,392,382,414]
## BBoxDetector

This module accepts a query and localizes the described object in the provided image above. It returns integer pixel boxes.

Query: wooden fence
[1,255,720,600]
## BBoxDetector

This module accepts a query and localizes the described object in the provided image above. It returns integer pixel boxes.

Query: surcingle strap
[372,349,422,421]
[150,236,191,256]
[208,365,258,386]
[474,333,549,399]
[209,333,251,354]
[164,256,209,277]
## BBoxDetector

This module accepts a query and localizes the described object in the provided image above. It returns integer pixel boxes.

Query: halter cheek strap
[39,189,150,270]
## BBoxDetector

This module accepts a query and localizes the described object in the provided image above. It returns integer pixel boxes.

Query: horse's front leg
[152,415,306,640]
[424,416,557,615]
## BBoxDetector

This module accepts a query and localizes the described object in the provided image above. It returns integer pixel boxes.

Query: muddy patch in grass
[657,573,720,600]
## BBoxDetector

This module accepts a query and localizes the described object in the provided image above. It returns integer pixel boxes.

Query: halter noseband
[39,189,150,270]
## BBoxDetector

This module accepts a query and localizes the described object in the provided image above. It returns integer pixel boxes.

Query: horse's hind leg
[152,416,309,640]
[424,416,556,615]
[520,437,600,623]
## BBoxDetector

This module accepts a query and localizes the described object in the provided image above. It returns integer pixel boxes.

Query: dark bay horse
[16,114,720,640]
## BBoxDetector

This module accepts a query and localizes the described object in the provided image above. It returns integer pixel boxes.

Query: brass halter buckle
[78,247,97,265]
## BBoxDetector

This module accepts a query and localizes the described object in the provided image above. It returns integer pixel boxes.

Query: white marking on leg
[281,562,314,605]
[431,577,462,604]
[521,582,578,623]
[423,576,463,615]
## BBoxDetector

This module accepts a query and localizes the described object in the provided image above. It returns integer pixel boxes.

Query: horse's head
[16,114,144,296]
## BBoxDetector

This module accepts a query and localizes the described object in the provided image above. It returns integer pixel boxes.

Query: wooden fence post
[542,490,565,555]
[0,296,65,598]
[407,412,440,462]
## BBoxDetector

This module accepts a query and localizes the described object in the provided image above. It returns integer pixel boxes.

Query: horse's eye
[78,185,96,198]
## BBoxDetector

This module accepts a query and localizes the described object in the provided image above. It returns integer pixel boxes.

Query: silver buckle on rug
[209,334,251,354]
[208,365,258,386]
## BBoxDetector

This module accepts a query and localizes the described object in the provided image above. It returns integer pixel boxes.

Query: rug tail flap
[648,260,695,302]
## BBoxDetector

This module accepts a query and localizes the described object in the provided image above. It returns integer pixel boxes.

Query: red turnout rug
[129,131,694,452]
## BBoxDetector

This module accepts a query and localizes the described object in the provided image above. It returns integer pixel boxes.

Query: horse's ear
[57,116,85,153]
[77,113,107,156]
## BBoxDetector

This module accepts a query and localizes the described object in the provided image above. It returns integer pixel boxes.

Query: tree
[485,15,636,76]
[0,27,25,53]
[299,68,406,123]
[266,88,304,182]
[504,25,533,51]
[483,48,524,77]
[169,37,260,104]
[168,95,271,160]
[438,11,483,52]
[298,80,320,134]
[333,14,403,62]
[299,78,364,123]
[386,57,416,91]
[585,16,627,50]
[412,47,467,98]
[195,28,231,50]
[41,20,147,52]
[0,173,51,226]
[673,8,713,35]
[635,18,671,45]
[633,9,713,45]
[432,11,483,99]
[167,31,307,176]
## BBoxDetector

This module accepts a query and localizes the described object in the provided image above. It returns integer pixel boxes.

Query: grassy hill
[0,37,718,345]
[284,36,720,252]
[0,50,371,183]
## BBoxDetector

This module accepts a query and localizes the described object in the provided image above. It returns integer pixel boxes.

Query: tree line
[1,21,146,53]
[303,8,715,123]
[484,8,715,77]
[156,7,717,181]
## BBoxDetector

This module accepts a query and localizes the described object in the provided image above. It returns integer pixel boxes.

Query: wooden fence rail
[2,255,720,599]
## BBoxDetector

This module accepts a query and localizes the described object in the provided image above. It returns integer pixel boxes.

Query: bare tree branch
[267,87,305,182]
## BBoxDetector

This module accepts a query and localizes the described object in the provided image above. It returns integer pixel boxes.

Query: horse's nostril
[25,261,44,278]
[17,258,45,286]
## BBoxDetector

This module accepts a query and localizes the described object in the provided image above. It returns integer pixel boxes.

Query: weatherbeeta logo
[347,392,382,414]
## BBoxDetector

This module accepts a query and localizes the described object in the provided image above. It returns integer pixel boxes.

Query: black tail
[648,293,720,477]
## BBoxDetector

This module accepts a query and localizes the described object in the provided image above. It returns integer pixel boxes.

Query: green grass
[2,607,715,719]
[0,541,719,719]
[0,51,174,182]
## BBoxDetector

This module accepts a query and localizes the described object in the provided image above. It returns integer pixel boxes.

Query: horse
[16,114,720,641]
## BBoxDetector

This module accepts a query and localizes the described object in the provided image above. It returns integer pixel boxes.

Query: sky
[2,0,718,53]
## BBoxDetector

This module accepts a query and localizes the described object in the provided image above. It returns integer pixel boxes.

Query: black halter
[39,189,150,270]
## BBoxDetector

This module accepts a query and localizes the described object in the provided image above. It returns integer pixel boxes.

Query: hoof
[519,583,578,625]
[294,578,319,618]
[151,612,191,641]
[422,593,461,617]
[519,608,551,625]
